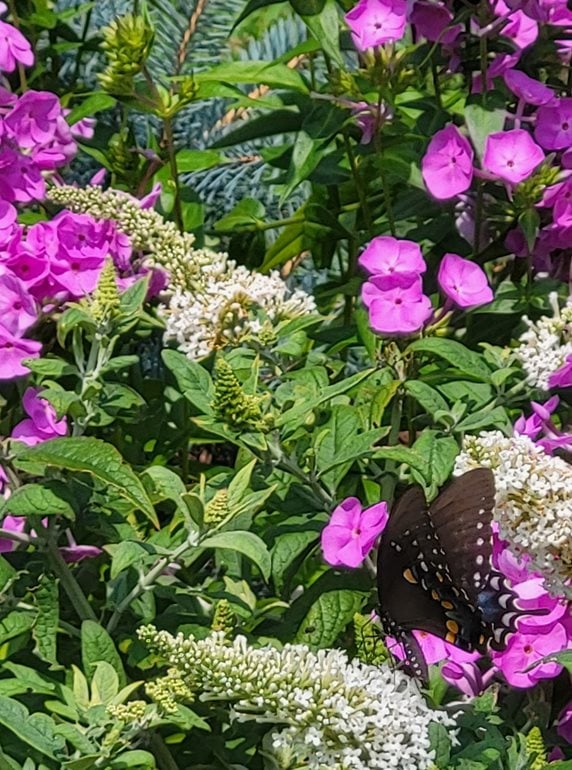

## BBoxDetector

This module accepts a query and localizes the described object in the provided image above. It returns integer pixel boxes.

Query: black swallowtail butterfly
[377,468,522,679]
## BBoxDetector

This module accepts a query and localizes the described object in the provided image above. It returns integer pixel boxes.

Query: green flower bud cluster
[212,358,272,432]
[107,700,148,723]
[211,598,235,634]
[99,13,154,95]
[91,258,120,323]
[526,727,547,770]
[203,488,229,528]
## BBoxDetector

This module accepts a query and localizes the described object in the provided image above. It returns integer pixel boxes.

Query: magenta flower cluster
[359,236,492,336]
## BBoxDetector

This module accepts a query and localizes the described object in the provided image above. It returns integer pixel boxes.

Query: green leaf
[464,93,506,159]
[298,0,342,66]
[271,530,318,592]
[118,276,150,318]
[408,338,491,382]
[196,61,308,93]
[90,661,119,706]
[0,556,16,593]
[175,149,221,172]
[67,93,116,125]
[411,432,459,491]
[456,406,511,432]
[161,349,214,414]
[227,459,257,509]
[429,722,452,769]
[81,620,126,688]
[215,198,266,232]
[109,751,156,769]
[373,443,433,482]
[108,541,150,579]
[0,481,76,520]
[232,0,285,29]
[0,697,63,758]
[32,574,59,666]
[280,131,324,203]
[294,590,366,647]
[200,531,271,581]
[0,611,34,645]
[24,357,77,378]
[290,0,325,12]
[405,380,449,417]
[13,438,157,527]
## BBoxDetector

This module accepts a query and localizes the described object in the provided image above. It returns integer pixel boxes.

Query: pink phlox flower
[0,20,34,72]
[350,101,392,145]
[505,226,530,257]
[535,98,572,150]
[0,272,38,335]
[548,354,572,389]
[441,659,497,697]
[5,91,61,148]
[358,235,426,277]
[504,69,554,105]
[0,148,45,204]
[366,275,433,335]
[345,0,407,50]
[491,622,569,687]
[513,576,569,633]
[0,327,41,379]
[140,182,163,209]
[422,125,474,200]
[557,702,572,744]
[410,1,460,43]
[483,129,544,184]
[501,7,539,48]
[437,252,493,308]
[0,200,16,235]
[60,543,103,563]
[472,53,520,93]
[11,388,68,445]
[0,515,26,553]
[321,497,389,568]
[64,112,96,141]
[541,179,572,208]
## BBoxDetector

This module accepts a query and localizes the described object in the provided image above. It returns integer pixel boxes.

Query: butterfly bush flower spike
[321,497,388,568]
[139,626,456,770]
[422,125,474,200]
[455,431,572,599]
[437,253,493,308]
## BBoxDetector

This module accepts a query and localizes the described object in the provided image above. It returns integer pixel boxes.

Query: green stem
[163,116,184,232]
[150,734,180,770]
[44,537,98,622]
[106,539,194,634]
[473,179,484,257]
[431,58,442,110]
[380,392,404,504]
[343,133,373,234]
[0,528,33,546]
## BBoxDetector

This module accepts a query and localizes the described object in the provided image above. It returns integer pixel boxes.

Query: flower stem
[44,536,98,622]
[106,538,194,634]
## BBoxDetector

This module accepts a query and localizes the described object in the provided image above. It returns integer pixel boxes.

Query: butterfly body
[377,469,522,677]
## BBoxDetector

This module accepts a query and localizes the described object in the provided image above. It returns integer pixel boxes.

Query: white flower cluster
[162,260,316,359]
[48,185,316,359]
[454,431,572,599]
[514,295,572,390]
[139,627,455,770]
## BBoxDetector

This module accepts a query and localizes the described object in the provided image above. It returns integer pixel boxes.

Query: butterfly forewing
[428,469,522,650]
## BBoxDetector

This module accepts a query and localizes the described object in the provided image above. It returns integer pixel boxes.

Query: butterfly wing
[428,468,521,649]
[377,486,466,678]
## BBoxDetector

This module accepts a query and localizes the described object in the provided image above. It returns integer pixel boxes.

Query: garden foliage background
[0,0,571,767]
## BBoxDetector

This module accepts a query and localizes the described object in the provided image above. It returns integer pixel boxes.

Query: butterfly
[377,468,522,679]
